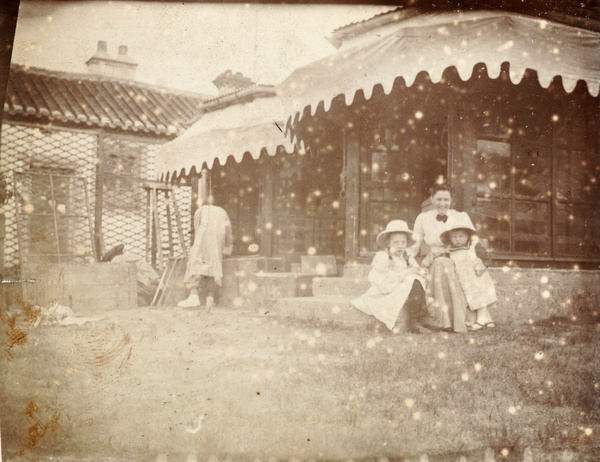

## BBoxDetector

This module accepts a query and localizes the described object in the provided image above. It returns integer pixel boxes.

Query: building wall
[0,121,192,275]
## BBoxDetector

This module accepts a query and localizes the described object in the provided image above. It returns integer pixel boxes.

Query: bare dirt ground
[1,304,599,462]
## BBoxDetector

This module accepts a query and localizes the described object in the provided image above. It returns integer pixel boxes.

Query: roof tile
[5,64,204,136]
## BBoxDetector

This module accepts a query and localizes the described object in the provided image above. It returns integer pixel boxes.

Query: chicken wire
[1,122,192,275]
[1,123,97,273]
[98,134,191,264]
[13,170,95,269]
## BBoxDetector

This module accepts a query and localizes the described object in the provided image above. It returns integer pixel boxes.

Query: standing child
[439,219,496,331]
[351,220,432,333]
[178,195,233,310]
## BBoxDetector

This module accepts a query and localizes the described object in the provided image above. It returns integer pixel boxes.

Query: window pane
[555,149,600,202]
[474,197,510,253]
[513,201,550,255]
[371,150,388,182]
[554,203,600,258]
[513,145,549,199]
[360,201,410,252]
[476,140,510,196]
[101,137,142,211]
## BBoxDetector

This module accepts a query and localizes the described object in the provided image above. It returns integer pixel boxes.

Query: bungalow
[157,5,600,313]
[159,6,599,269]
[277,8,600,269]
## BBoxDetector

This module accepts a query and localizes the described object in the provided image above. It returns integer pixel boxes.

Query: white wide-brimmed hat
[439,219,477,245]
[376,220,416,248]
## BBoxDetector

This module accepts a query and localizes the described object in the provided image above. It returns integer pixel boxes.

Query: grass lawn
[1,304,599,461]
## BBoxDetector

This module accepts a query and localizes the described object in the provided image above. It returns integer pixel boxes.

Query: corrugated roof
[4,64,205,136]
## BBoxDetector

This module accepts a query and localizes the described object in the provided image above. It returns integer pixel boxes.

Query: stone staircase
[219,255,340,307]
[274,263,373,326]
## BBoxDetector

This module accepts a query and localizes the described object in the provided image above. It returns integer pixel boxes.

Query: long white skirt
[351,274,426,330]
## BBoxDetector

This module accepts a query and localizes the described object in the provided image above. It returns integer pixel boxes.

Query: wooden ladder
[144,182,188,306]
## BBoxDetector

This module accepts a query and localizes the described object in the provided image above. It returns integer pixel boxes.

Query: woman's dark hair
[430,183,454,198]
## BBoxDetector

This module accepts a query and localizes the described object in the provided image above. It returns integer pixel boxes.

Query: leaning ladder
[143,182,188,306]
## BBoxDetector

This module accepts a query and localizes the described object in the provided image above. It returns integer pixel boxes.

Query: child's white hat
[439,219,477,245]
[376,220,416,248]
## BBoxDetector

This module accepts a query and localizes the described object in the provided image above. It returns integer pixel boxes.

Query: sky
[11,1,395,96]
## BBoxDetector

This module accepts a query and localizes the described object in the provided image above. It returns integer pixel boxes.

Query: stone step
[251,272,314,299]
[300,254,338,276]
[274,295,369,326]
[312,276,369,297]
[342,263,371,279]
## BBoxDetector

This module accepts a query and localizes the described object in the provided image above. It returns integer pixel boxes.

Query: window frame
[475,136,554,259]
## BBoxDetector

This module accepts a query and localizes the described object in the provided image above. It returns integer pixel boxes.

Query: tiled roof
[4,64,205,136]
[201,85,276,113]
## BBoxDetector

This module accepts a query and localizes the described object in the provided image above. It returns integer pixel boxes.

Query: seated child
[439,220,496,331]
[351,220,432,333]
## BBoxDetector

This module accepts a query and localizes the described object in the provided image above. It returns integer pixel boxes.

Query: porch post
[199,167,209,204]
[190,170,199,243]
[448,107,478,214]
[344,129,360,262]
[94,134,105,260]
[260,156,274,257]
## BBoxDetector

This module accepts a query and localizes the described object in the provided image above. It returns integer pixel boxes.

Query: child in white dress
[351,220,432,333]
[439,221,496,331]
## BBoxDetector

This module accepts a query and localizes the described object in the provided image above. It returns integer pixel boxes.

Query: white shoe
[205,296,215,309]
[178,293,200,308]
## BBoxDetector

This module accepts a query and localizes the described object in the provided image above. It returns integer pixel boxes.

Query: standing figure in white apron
[178,195,233,309]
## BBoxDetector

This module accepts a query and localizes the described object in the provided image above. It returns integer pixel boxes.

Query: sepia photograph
[0,0,599,461]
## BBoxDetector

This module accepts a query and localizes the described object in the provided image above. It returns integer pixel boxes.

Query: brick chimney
[86,41,138,80]
[212,70,254,96]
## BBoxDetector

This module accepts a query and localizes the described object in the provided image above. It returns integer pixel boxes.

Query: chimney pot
[212,70,255,96]
[87,41,137,80]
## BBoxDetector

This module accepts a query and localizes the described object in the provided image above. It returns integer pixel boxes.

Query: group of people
[177,183,497,334]
[352,183,497,333]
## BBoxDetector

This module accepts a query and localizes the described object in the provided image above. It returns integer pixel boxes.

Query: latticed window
[473,87,600,262]
[475,139,551,256]
[0,123,97,271]
[100,136,144,211]
[13,169,95,267]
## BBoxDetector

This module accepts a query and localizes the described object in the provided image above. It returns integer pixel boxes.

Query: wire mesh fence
[1,123,98,273]
[13,171,95,268]
[97,134,191,263]
[1,122,192,277]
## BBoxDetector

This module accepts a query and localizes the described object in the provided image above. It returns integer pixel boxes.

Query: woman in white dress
[408,183,492,332]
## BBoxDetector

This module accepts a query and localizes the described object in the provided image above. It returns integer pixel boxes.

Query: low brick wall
[343,263,600,324]
[489,267,600,324]
[17,262,137,315]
